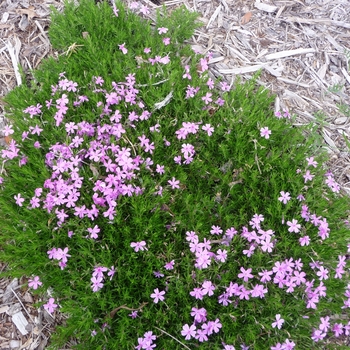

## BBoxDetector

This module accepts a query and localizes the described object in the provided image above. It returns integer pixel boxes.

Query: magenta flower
[118,43,128,54]
[157,27,168,34]
[306,156,318,168]
[311,329,326,342]
[303,170,314,183]
[278,191,291,204]
[43,298,58,314]
[202,92,212,105]
[260,127,271,139]
[164,260,175,270]
[130,241,147,252]
[14,193,25,207]
[91,276,104,292]
[168,177,180,189]
[238,267,254,282]
[28,276,42,290]
[272,314,284,329]
[287,219,301,233]
[316,266,329,281]
[319,316,330,332]
[150,288,165,303]
[181,324,196,340]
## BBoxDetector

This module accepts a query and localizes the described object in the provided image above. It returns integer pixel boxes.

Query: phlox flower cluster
[91,265,115,292]
[181,307,222,342]
[135,331,157,350]
[47,247,71,270]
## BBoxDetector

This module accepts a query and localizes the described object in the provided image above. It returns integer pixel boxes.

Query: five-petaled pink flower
[14,193,25,207]
[130,241,147,252]
[181,324,196,340]
[150,288,165,303]
[28,276,42,290]
[44,297,58,314]
[238,267,254,282]
[168,177,180,189]
[118,43,128,54]
[260,127,271,139]
[287,219,301,233]
[278,191,291,204]
[157,27,168,34]
[272,314,285,329]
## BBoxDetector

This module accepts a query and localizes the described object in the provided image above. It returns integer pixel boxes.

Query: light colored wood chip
[254,1,278,13]
[265,48,316,60]
[12,311,29,336]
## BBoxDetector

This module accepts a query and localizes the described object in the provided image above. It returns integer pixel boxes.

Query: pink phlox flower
[199,57,208,72]
[93,266,108,279]
[118,43,128,54]
[157,27,168,34]
[181,323,197,340]
[159,55,170,64]
[87,225,100,239]
[91,276,104,292]
[190,287,204,300]
[278,191,291,204]
[215,97,225,106]
[162,38,170,45]
[195,328,208,342]
[243,245,256,257]
[191,307,207,323]
[3,124,14,136]
[108,266,116,280]
[299,235,310,246]
[287,219,301,233]
[202,124,214,136]
[216,249,228,263]
[202,92,212,105]
[129,310,138,319]
[311,329,326,342]
[306,156,318,168]
[150,288,165,303]
[28,276,42,290]
[251,284,268,298]
[223,345,236,350]
[58,247,71,263]
[260,126,271,139]
[164,260,175,270]
[185,231,198,243]
[201,280,215,296]
[303,170,314,183]
[206,78,215,89]
[316,266,329,281]
[237,285,251,300]
[168,177,180,189]
[130,241,148,252]
[43,297,58,314]
[238,267,254,282]
[195,250,212,269]
[272,314,284,329]
[14,193,25,207]
[210,225,223,235]
[318,316,330,332]
[111,1,119,16]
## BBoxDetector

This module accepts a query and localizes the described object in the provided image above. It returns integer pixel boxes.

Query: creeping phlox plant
[0,1,349,349]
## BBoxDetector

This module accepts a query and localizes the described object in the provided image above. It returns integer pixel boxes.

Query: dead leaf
[16,6,38,21]
[5,136,12,145]
[240,11,252,25]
